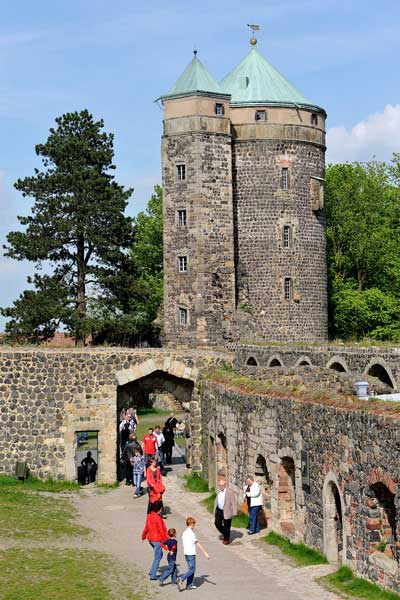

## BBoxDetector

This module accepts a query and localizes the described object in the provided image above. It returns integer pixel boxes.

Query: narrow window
[311,113,318,126]
[178,256,187,273]
[284,278,292,300]
[177,209,187,226]
[177,164,186,181]
[215,103,224,116]
[281,167,289,190]
[255,110,267,121]
[283,225,291,248]
[179,307,188,326]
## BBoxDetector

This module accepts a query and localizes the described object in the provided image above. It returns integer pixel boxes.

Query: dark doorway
[76,431,98,484]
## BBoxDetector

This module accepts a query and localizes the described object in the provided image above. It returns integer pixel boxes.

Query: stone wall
[0,347,231,483]
[237,343,400,390]
[232,137,327,342]
[200,380,400,591]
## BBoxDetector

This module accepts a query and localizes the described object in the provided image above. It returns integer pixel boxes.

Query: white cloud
[326,104,400,164]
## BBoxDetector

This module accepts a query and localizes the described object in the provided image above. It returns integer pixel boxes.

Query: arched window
[246,356,258,366]
[283,225,292,248]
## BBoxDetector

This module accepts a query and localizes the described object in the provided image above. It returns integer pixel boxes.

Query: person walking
[132,447,146,497]
[214,474,237,545]
[244,475,263,534]
[143,428,158,466]
[154,425,166,473]
[178,517,210,591]
[146,458,166,516]
[142,501,168,581]
[159,527,178,586]
[162,420,175,465]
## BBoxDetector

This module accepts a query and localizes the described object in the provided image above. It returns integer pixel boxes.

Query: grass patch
[264,531,328,566]
[0,547,143,600]
[0,475,79,492]
[321,566,400,600]
[201,489,216,514]
[232,511,249,528]
[0,480,89,540]
[184,473,209,493]
[136,407,172,417]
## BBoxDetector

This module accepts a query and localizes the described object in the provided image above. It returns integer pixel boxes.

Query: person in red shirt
[146,457,166,516]
[142,501,168,580]
[143,428,158,466]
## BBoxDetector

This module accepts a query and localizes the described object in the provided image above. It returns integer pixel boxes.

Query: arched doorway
[367,482,397,560]
[208,435,216,490]
[216,432,228,478]
[255,454,272,526]
[323,479,343,563]
[278,457,296,537]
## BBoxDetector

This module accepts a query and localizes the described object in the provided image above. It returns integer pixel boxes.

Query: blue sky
[1,0,400,328]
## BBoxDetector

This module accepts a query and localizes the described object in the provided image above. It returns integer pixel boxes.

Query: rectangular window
[284,277,292,300]
[177,164,186,181]
[178,256,187,273]
[255,110,267,121]
[311,113,318,126]
[283,225,291,248]
[215,103,224,116]
[177,209,187,226]
[178,307,188,326]
[281,167,289,190]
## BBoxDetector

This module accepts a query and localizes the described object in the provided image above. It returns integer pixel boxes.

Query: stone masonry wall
[162,126,236,347]
[232,137,328,342]
[200,381,400,591]
[0,348,231,483]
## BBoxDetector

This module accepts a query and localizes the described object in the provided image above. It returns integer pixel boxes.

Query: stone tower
[159,53,236,346]
[159,41,328,345]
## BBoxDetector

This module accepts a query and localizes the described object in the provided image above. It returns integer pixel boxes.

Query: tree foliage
[326,155,400,341]
[1,110,133,345]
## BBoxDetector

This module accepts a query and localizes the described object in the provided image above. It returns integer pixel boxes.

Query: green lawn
[184,473,209,492]
[0,548,142,600]
[0,476,89,540]
[263,531,328,566]
[321,566,400,600]
[135,409,185,448]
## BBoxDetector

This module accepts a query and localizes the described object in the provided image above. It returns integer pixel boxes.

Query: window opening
[76,431,98,485]
[215,103,224,116]
[179,307,188,326]
[177,209,187,226]
[178,256,187,273]
[284,278,292,300]
[281,167,289,190]
[283,225,291,248]
[177,164,186,181]
[311,113,318,126]
[255,110,267,121]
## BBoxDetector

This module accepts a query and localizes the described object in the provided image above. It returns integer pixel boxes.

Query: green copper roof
[220,47,319,109]
[160,54,226,100]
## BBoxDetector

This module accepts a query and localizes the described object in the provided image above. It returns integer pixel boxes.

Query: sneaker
[187,585,197,590]
[133,494,138,498]
[177,577,183,592]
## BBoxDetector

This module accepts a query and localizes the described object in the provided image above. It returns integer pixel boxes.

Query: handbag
[241,500,249,516]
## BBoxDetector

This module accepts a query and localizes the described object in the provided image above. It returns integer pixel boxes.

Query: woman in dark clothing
[163,417,177,465]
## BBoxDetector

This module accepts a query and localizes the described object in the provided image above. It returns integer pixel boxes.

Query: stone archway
[326,356,349,373]
[278,456,296,537]
[268,354,284,368]
[364,358,396,389]
[323,473,345,563]
[295,356,312,367]
[216,431,228,479]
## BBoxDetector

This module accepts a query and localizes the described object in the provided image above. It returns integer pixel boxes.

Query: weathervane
[247,23,260,46]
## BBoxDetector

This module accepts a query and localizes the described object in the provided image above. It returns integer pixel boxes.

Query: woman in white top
[244,475,263,534]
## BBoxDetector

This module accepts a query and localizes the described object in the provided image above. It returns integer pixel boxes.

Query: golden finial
[247,24,260,46]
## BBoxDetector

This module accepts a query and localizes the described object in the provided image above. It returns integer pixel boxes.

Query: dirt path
[75,452,340,600]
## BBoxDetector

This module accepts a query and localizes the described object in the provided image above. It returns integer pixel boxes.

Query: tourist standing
[159,527,178,586]
[142,501,168,580]
[178,517,210,591]
[214,475,237,545]
[81,451,97,484]
[162,420,175,465]
[154,425,166,473]
[132,447,146,497]
[244,475,263,534]
[143,428,158,465]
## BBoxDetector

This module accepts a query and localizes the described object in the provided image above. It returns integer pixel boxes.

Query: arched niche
[323,473,345,563]
[326,356,349,373]
[364,359,395,389]
[246,356,258,367]
[268,354,284,368]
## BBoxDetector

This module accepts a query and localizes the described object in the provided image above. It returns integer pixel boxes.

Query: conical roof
[159,54,227,100]
[220,47,321,110]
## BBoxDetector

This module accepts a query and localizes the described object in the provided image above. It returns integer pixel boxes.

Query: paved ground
[76,451,340,600]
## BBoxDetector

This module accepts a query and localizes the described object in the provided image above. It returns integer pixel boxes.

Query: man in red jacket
[142,501,168,580]
[143,428,158,466]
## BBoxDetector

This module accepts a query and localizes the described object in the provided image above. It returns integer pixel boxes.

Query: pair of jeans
[180,554,196,588]
[249,505,261,533]
[149,541,163,579]
[133,472,143,496]
[157,447,165,469]
[214,507,232,542]
[159,560,177,583]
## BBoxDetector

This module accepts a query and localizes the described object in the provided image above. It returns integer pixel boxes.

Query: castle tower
[159,53,236,346]
[221,42,328,342]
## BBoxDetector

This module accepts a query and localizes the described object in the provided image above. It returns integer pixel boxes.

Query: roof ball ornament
[247,23,260,46]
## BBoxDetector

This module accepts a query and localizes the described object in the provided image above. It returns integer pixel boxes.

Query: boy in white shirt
[178,517,210,591]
